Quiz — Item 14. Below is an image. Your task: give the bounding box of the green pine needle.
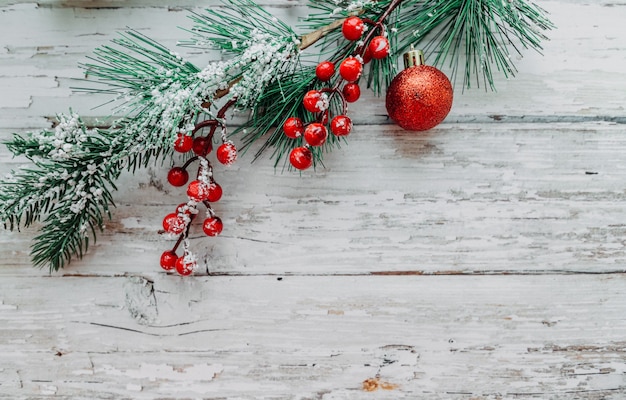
[393,0,554,90]
[1,0,554,270]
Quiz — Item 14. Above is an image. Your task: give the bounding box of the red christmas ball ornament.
[207,181,222,202]
[315,61,335,81]
[330,115,352,136]
[289,146,313,170]
[202,216,223,236]
[192,136,212,156]
[368,36,390,59]
[386,48,453,131]
[160,250,177,271]
[173,133,193,153]
[302,90,328,113]
[187,179,210,202]
[175,256,195,276]
[304,123,328,147]
[342,16,364,41]
[216,142,237,165]
[167,167,189,187]
[163,212,186,234]
[339,57,362,82]
[342,83,361,103]
[283,117,304,139]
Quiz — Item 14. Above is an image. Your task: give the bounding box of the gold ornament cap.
[403,46,425,69]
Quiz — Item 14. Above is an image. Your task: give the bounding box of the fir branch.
[393,0,554,90]
[1,0,554,271]
[303,0,552,90]
[0,114,119,270]
[181,0,297,53]
[2,5,306,270]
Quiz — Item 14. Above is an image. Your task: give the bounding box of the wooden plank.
[2,122,626,276]
[1,1,626,130]
[0,274,624,398]
[0,3,624,399]
[3,0,305,8]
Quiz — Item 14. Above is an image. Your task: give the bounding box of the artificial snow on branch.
[0,0,553,272]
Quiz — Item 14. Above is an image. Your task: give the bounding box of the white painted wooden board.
[1,1,626,399]
[3,122,626,276]
[1,274,625,398]
[0,1,626,129]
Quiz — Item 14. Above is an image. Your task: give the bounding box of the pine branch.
[1,0,554,270]
[1,2,305,270]
[392,0,554,90]
[0,114,119,270]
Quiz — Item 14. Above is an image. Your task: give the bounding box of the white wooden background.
[1,0,626,398]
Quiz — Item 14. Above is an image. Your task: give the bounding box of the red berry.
[339,57,362,82]
[175,256,195,276]
[216,142,237,165]
[207,182,222,202]
[330,115,353,136]
[167,167,189,187]
[160,250,177,271]
[202,216,223,237]
[192,136,212,156]
[304,123,328,147]
[283,117,304,139]
[289,146,313,170]
[315,61,335,81]
[163,212,186,234]
[187,179,210,202]
[342,83,361,103]
[174,133,193,153]
[302,90,328,113]
[342,16,364,41]
[368,36,390,59]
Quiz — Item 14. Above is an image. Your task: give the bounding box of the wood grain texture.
[3,122,626,276]
[1,1,625,399]
[1,1,626,128]
[0,274,625,398]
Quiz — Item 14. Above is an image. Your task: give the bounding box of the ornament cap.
[403,46,425,69]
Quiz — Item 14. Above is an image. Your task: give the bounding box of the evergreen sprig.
[1,0,553,270]
[304,0,553,90]
[1,114,118,270]
[394,0,554,89]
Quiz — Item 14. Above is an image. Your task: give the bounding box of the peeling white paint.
[99,363,223,382]
[1,1,626,400]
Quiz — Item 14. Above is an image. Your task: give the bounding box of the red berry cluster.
[284,16,390,170]
[159,115,237,276]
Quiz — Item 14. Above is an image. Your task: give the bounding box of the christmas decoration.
[0,0,553,273]
[342,83,361,103]
[386,48,454,131]
[315,61,336,82]
[289,147,314,171]
[330,115,353,137]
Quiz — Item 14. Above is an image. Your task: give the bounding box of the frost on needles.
[0,0,553,271]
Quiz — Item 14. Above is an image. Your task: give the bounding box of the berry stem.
[320,86,349,117]
[171,212,196,253]
[217,99,237,119]
[181,155,199,171]
[192,119,219,134]
[196,156,213,180]
[202,200,216,217]
[355,0,403,58]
